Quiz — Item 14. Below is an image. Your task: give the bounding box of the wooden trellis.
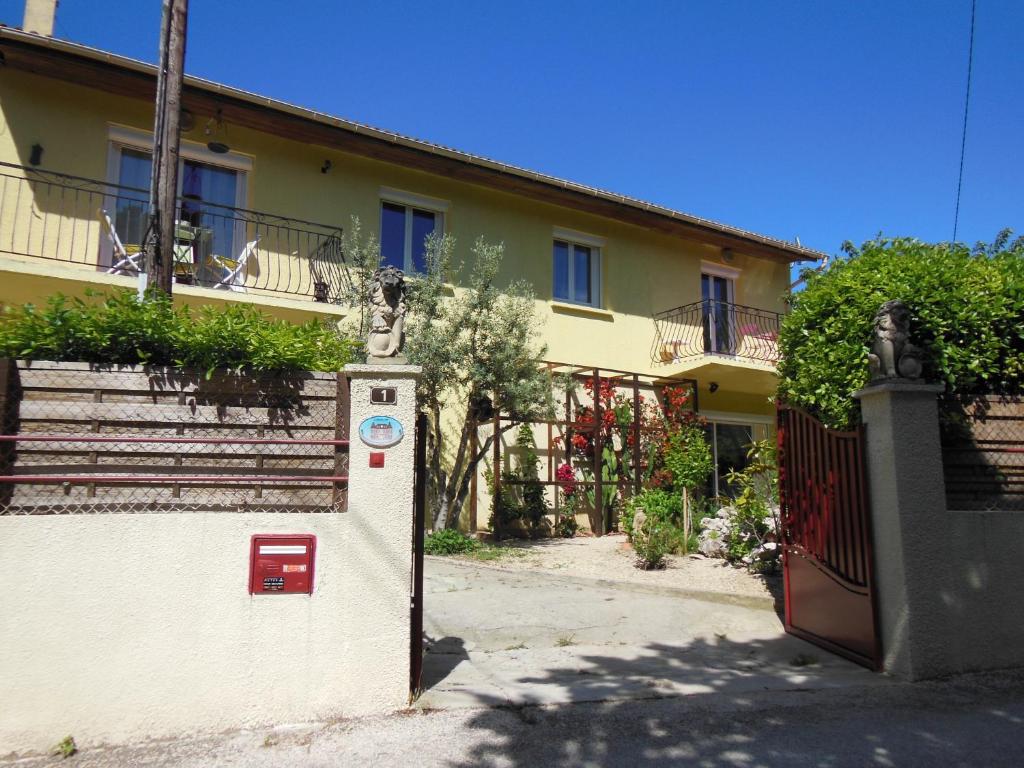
[482,361,698,536]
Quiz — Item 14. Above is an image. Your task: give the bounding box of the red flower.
[556,462,578,497]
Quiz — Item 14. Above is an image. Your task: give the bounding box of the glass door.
[702,273,736,354]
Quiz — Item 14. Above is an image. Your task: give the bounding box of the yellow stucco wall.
[0,68,789,385]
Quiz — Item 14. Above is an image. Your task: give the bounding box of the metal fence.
[653,299,781,365]
[0,360,350,515]
[940,394,1024,511]
[0,162,350,303]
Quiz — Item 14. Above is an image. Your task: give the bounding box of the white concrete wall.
[0,366,420,755]
[857,381,1024,680]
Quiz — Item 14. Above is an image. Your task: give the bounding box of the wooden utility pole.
[147,0,189,295]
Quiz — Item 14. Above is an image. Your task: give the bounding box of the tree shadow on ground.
[421,635,470,690]
[441,634,1024,768]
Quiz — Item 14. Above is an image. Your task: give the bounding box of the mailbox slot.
[249,534,316,595]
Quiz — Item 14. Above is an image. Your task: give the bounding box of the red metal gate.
[777,404,880,670]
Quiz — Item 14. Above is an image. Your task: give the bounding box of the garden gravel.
[453,533,780,607]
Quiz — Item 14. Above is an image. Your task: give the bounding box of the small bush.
[632,517,672,570]
[622,488,681,540]
[554,512,579,538]
[779,234,1024,429]
[423,529,481,556]
[0,289,355,374]
[490,425,551,539]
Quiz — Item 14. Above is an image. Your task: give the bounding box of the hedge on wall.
[777,232,1024,430]
[0,289,356,374]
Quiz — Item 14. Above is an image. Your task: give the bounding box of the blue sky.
[2,0,1021,263]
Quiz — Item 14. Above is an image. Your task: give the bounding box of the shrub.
[632,516,673,570]
[622,488,681,542]
[779,233,1024,429]
[554,512,579,538]
[722,440,780,572]
[423,529,481,556]
[490,425,551,539]
[0,289,355,374]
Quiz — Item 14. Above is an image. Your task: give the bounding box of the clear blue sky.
[3,0,1021,263]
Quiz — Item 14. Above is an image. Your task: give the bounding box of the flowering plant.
[555,462,578,497]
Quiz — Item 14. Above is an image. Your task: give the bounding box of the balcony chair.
[210,236,259,292]
[100,209,143,275]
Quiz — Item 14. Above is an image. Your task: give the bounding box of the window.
[107,127,248,264]
[701,271,736,355]
[553,230,602,307]
[702,419,770,497]
[378,189,447,274]
[380,202,442,273]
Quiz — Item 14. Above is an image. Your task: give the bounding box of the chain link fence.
[0,360,349,515]
[939,394,1024,511]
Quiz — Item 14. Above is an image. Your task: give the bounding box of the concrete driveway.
[419,556,885,709]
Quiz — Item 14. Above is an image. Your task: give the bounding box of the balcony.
[0,163,351,304]
[652,299,781,391]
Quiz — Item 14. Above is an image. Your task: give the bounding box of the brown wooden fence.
[940,395,1024,511]
[0,359,349,514]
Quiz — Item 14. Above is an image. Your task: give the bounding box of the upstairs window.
[553,229,603,307]
[379,190,446,273]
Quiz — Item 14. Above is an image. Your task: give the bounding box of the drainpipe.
[22,0,58,37]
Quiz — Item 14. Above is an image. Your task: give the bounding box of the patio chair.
[100,209,143,275]
[211,236,259,292]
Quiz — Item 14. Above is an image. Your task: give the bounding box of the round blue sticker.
[358,416,405,448]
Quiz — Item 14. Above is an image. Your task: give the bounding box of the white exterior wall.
[0,365,420,754]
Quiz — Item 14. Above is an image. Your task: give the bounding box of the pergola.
[475,361,698,536]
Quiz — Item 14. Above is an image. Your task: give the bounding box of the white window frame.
[552,226,604,308]
[702,417,769,498]
[103,125,251,267]
[701,266,738,355]
[379,187,448,274]
[106,124,251,209]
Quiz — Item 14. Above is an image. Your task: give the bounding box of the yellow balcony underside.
[656,353,778,396]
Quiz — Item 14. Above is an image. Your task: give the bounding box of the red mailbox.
[249,534,316,595]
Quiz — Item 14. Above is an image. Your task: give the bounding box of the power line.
[953,0,977,243]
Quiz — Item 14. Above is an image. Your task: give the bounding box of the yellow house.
[0,26,824,529]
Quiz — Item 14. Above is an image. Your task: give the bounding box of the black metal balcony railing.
[652,300,781,365]
[0,162,351,303]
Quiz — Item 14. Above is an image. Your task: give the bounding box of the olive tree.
[406,234,552,530]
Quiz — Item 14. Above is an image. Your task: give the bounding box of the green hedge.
[0,289,355,374]
[778,233,1024,429]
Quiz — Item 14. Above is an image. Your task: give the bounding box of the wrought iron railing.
[0,162,350,303]
[652,299,781,364]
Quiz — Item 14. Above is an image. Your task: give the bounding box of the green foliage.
[631,515,673,570]
[339,215,383,341]
[779,233,1024,429]
[407,234,553,530]
[0,289,355,374]
[554,512,579,538]
[491,424,551,539]
[663,421,714,492]
[423,529,481,556]
[723,440,780,572]
[623,488,694,567]
[622,488,681,542]
[51,736,77,759]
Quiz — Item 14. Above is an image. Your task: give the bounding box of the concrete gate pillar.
[854,380,952,679]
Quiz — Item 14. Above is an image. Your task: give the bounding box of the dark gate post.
[592,368,604,535]
[410,411,427,699]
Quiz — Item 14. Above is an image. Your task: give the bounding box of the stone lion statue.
[365,266,408,362]
[867,299,923,381]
